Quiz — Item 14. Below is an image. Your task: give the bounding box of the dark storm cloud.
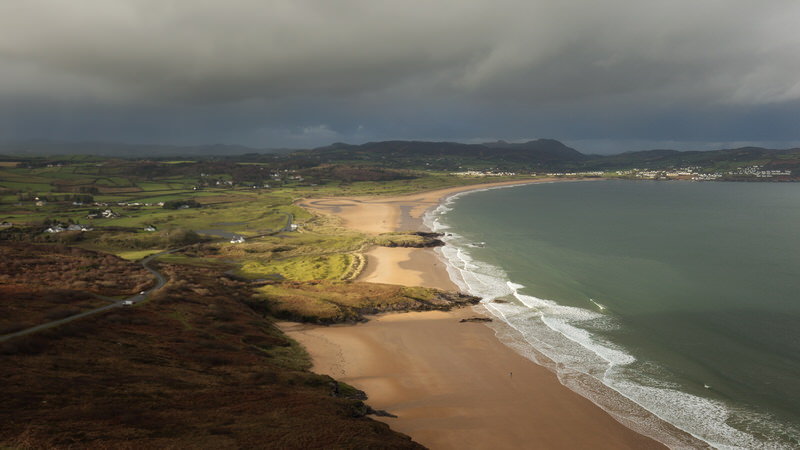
[2,1,800,151]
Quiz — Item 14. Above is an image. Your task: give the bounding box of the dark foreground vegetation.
[1,263,427,449]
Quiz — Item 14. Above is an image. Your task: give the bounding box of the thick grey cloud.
[2,0,800,152]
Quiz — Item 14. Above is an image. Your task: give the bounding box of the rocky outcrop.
[459,316,493,323]
[376,231,445,248]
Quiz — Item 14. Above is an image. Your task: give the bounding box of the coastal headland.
[284,179,670,449]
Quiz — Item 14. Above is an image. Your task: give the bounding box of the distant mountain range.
[307,139,587,164]
[1,139,798,172]
[304,140,799,172]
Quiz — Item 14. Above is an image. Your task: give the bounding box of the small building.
[144,225,157,232]
[230,235,245,244]
[0,221,12,228]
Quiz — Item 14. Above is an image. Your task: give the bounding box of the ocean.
[424,180,800,449]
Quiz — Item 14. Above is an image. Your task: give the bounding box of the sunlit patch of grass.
[116,249,164,261]
[238,254,355,281]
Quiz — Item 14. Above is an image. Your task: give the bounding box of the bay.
[426,180,800,449]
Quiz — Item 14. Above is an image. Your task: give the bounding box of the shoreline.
[286,178,672,449]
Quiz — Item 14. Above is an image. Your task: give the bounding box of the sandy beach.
[286,179,668,449]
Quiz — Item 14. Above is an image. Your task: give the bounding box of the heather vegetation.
[0,242,155,297]
[1,264,423,449]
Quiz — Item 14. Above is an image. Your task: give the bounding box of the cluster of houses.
[692,173,724,181]
[104,201,164,207]
[632,169,696,179]
[451,170,518,177]
[548,171,605,177]
[87,209,119,219]
[192,170,305,191]
[625,165,793,180]
[44,224,93,233]
[32,198,165,208]
[731,166,793,178]
[43,223,159,234]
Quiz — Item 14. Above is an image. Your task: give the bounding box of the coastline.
[286,178,670,449]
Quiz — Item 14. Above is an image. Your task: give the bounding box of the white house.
[230,235,245,244]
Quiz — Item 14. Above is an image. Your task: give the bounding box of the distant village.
[616,165,792,180]
[452,165,793,181]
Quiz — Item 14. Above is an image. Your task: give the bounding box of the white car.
[139,291,145,295]
[122,300,134,306]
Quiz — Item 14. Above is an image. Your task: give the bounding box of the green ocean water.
[427,180,800,448]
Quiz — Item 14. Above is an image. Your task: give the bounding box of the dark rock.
[367,406,398,418]
[459,317,493,323]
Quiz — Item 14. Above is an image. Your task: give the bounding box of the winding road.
[0,212,293,343]
[0,249,169,343]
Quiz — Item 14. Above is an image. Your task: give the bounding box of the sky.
[2,1,800,154]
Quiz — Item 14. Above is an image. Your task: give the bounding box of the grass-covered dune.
[250,281,480,323]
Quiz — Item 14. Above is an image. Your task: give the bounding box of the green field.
[0,158,482,294]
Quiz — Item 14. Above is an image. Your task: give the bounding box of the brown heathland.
[1,262,424,449]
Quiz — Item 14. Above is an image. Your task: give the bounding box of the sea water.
[424,180,800,449]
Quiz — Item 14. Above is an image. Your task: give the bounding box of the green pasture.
[237,253,356,281]
[93,177,134,187]
[97,199,294,236]
[0,181,54,192]
[135,181,174,191]
[123,191,203,203]
[115,249,165,261]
